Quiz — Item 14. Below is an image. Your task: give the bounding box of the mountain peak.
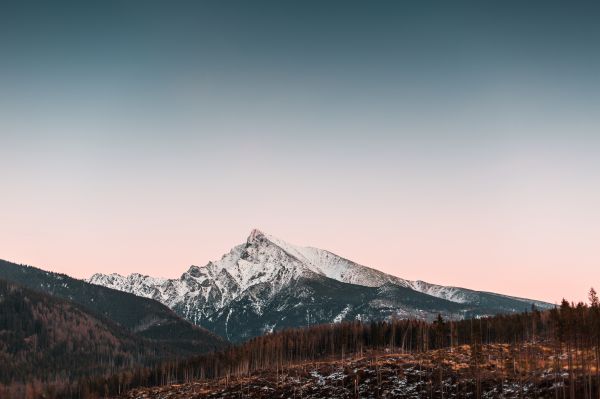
[247,228,266,243]
[84,230,553,342]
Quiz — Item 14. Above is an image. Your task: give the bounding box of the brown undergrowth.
[121,341,596,398]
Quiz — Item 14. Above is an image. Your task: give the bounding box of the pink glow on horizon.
[1,133,598,306]
[1,212,597,305]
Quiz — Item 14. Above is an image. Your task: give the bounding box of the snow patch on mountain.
[334,305,352,323]
[406,281,475,304]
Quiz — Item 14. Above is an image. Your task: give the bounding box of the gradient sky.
[1,1,599,304]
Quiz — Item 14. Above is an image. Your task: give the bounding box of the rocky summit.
[88,230,552,342]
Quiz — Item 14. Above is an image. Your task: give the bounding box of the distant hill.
[0,259,226,355]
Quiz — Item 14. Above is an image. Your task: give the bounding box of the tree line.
[3,288,600,398]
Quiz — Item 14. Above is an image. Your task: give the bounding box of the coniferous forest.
[2,276,600,398]
[107,291,600,399]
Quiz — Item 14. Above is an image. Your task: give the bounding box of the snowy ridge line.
[88,228,548,309]
[87,228,553,340]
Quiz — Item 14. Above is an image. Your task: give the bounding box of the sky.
[1,1,599,304]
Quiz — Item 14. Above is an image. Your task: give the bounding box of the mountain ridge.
[89,229,553,342]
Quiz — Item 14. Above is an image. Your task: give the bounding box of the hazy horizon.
[2,1,599,304]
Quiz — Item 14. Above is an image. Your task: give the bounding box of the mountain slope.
[0,278,183,396]
[0,259,226,354]
[207,276,469,341]
[89,229,553,342]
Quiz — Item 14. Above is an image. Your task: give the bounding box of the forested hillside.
[109,290,599,398]
[0,279,189,398]
[0,259,225,354]
[2,277,599,398]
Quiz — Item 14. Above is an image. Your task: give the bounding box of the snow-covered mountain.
[88,229,552,342]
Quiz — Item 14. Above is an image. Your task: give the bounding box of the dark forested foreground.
[117,291,597,398]
[3,288,600,398]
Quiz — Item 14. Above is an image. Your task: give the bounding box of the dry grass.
[120,341,600,398]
